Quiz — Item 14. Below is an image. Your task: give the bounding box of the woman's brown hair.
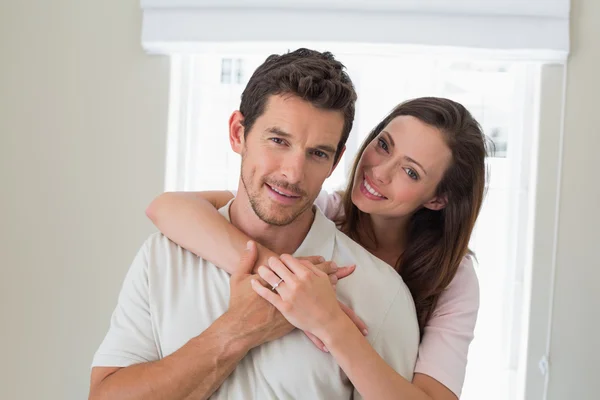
[339,97,490,335]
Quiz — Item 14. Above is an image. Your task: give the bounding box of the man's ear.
[327,145,346,178]
[229,111,245,154]
[423,193,448,211]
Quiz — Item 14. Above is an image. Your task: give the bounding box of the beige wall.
[0,1,169,399]
[547,0,600,399]
[0,0,598,399]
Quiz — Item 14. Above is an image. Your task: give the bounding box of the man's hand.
[297,256,356,287]
[225,241,295,349]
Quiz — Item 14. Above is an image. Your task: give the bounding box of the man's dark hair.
[239,48,357,164]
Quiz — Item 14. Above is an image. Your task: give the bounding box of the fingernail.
[246,241,252,250]
[318,256,325,263]
[323,347,329,353]
[362,329,369,336]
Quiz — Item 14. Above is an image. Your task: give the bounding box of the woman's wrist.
[318,308,356,347]
[254,244,278,272]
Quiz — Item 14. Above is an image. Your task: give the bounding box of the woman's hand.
[251,254,363,349]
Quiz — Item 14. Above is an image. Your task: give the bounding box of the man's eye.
[313,151,328,159]
[270,138,285,145]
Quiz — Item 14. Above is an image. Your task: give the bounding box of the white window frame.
[163,48,567,400]
[519,64,567,400]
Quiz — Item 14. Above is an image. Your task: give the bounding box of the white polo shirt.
[93,201,419,399]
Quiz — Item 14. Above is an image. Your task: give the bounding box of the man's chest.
[148,260,352,399]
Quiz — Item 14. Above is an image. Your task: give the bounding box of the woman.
[147,97,489,400]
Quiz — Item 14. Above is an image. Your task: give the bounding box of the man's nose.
[280,152,306,184]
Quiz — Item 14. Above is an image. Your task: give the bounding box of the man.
[89,48,419,400]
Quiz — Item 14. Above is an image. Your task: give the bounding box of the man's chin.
[255,210,297,226]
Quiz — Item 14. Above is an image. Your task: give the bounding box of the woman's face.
[351,115,453,219]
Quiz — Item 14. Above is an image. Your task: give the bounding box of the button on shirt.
[92,201,419,399]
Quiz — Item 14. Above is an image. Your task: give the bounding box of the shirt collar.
[219,200,336,261]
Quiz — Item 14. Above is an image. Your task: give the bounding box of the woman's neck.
[360,214,410,268]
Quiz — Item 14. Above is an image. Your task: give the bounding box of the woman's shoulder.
[314,190,345,220]
[433,255,480,317]
[414,255,480,397]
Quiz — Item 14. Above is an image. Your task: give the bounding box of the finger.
[329,274,339,286]
[338,301,368,336]
[312,261,337,275]
[257,265,286,290]
[268,256,297,282]
[304,331,328,353]
[334,265,356,280]
[251,279,285,308]
[251,272,270,288]
[232,241,258,282]
[280,254,315,277]
[297,256,325,265]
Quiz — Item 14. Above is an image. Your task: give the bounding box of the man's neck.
[228,189,315,256]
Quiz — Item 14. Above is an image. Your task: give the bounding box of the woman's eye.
[377,138,389,152]
[405,168,419,181]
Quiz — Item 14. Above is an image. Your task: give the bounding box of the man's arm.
[89,240,293,400]
[90,313,254,400]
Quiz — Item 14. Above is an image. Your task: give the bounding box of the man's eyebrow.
[266,126,337,155]
[266,127,292,138]
[314,144,337,155]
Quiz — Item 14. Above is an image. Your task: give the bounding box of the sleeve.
[313,191,344,220]
[91,240,160,368]
[353,286,420,400]
[414,256,480,397]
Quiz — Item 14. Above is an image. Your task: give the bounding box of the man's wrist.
[199,312,256,356]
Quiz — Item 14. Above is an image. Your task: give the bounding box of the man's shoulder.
[331,230,414,310]
[332,230,402,283]
[139,232,203,268]
[331,230,419,355]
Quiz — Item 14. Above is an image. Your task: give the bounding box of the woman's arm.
[146,191,273,274]
[252,255,457,400]
[321,313,456,400]
[146,191,356,283]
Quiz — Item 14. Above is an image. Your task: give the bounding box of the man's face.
[232,94,345,226]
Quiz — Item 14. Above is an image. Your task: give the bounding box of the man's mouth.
[266,183,301,198]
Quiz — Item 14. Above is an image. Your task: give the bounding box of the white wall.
[0,1,169,399]
[547,0,600,399]
[1,0,598,399]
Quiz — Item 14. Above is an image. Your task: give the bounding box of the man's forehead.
[258,95,345,139]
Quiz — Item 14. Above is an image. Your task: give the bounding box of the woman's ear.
[423,194,448,211]
[229,111,245,154]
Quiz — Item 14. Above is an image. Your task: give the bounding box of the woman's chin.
[351,190,375,214]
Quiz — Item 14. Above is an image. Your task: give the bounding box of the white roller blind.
[141,0,570,59]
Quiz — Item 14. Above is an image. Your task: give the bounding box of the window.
[166,44,542,400]
[220,58,244,85]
